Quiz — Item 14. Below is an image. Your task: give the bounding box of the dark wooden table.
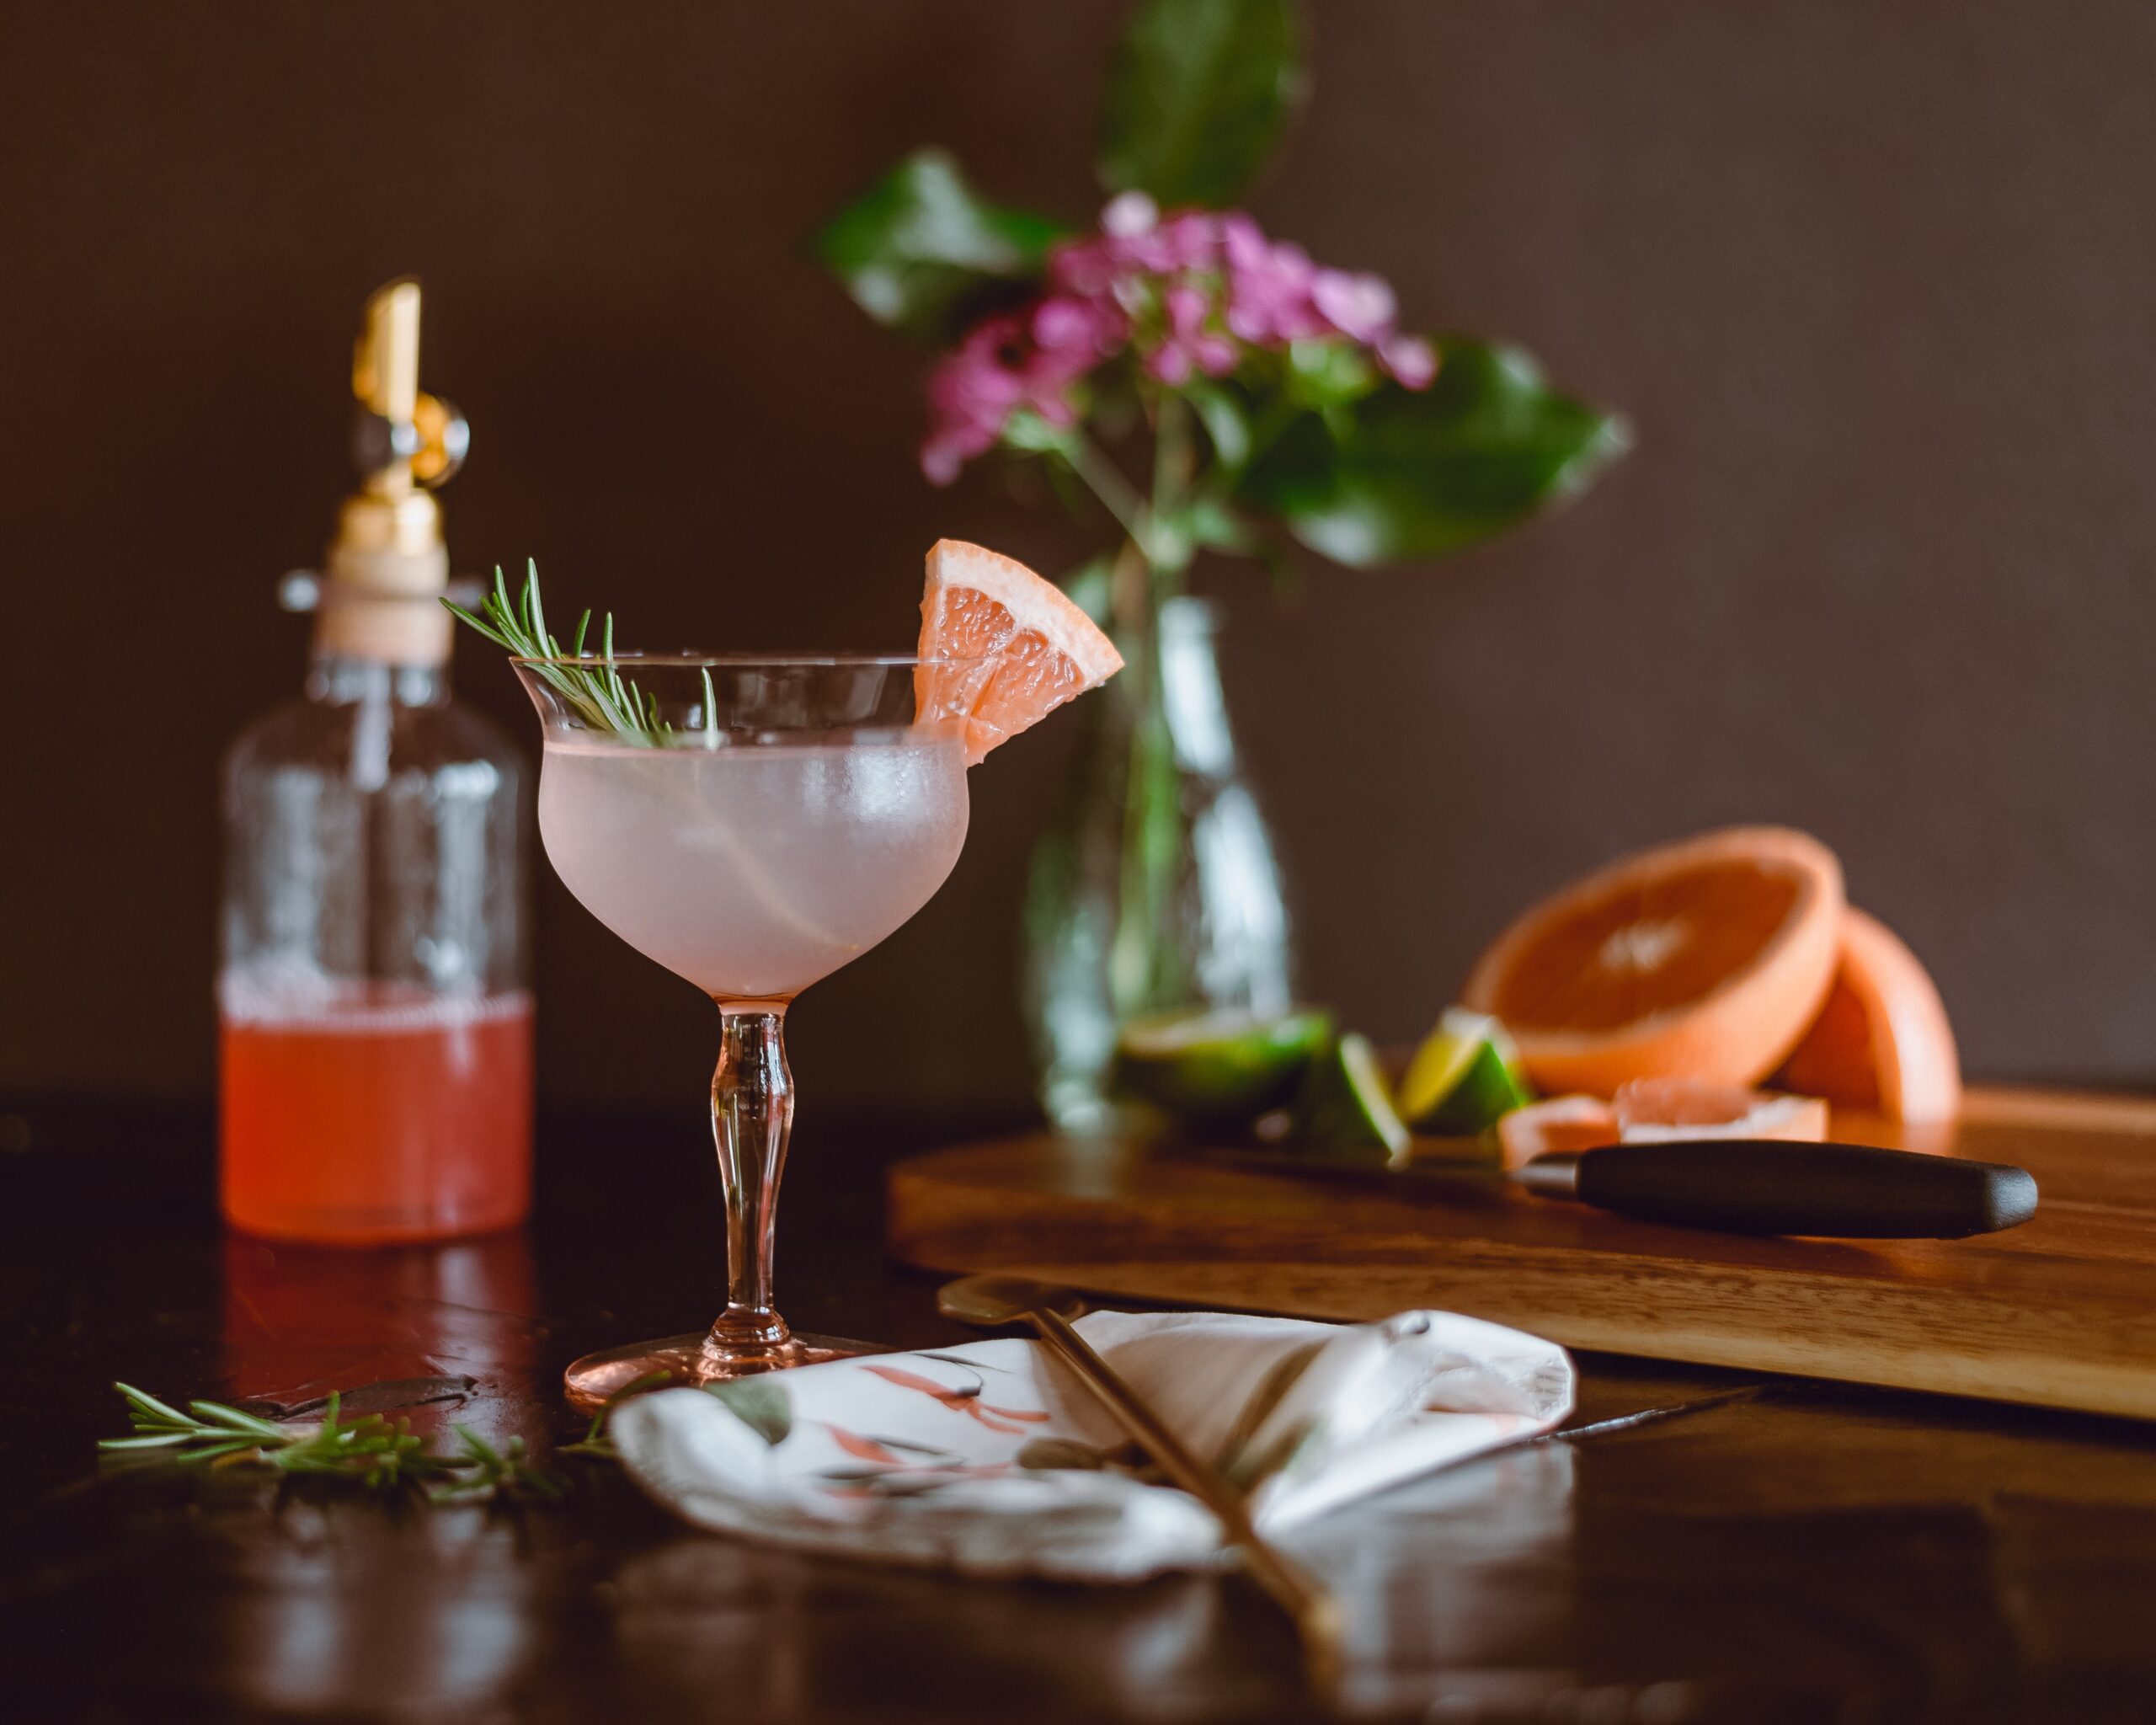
[6,1099,2156,1724]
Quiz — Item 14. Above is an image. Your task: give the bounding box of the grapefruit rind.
[924,540,1124,681]
[1777,907,1961,1124]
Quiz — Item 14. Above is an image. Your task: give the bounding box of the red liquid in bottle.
[221,982,533,1244]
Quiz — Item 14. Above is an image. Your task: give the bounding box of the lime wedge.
[1399,1007,1535,1134]
[1113,1007,1335,1123]
[1289,1031,1412,1165]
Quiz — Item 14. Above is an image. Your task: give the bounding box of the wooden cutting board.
[887,1087,2156,1420]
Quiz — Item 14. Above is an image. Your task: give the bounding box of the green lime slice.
[1289,1031,1412,1165]
[1399,1007,1535,1134]
[1113,1007,1335,1124]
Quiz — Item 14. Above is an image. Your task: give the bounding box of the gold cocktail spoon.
[935,1274,1342,1690]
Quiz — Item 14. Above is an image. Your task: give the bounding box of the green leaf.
[706,1377,792,1446]
[1180,496,1254,553]
[1182,380,1251,472]
[1060,553,1115,627]
[1241,335,1630,566]
[1098,0,1304,206]
[1283,339,1380,412]
[814,149,1065,343]
[1153,497,1252,558]
[1002,407,1083,458]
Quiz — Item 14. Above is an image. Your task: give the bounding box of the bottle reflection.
[604,1536,1229,1720]
[215,1231,549,1712]
[221,1229,545,1446]
[212,1499,539,1715]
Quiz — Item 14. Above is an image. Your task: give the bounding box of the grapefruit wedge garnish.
[1497,1078,1828,1172]
[1775,907,1961,1124]
[915,539,1123,764]
[1461,826,1844,1096]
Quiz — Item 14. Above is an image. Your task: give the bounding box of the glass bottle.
[1023,595,1293,1130]
[219,280,531,1242]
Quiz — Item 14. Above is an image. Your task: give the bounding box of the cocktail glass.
[511,654,976,1409]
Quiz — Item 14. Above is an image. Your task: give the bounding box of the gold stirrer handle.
[1023,1303,1344,1690]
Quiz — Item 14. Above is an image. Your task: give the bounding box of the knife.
[1513,1139,2040,1238]
[1189,1138,2041,1239]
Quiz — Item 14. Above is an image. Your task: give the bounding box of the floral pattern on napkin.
[610,1308,1573,1582]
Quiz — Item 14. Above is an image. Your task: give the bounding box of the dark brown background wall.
[4,1,2153,1113]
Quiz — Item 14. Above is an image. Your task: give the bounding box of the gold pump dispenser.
[314,279,469,666]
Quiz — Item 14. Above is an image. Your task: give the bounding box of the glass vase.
[1022,595,1294,1131]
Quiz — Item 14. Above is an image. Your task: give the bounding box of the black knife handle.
[1561,1140,2040,1238]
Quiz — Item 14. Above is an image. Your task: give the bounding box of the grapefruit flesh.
[915,540,1123,764]
[1497,1078,1829,1172]
[1495,1095,1624,1167]
[1776,907,1961,1124]
[1462,826,1845,1096]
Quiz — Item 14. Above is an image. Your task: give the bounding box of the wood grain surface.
[887,1087,2156,1420]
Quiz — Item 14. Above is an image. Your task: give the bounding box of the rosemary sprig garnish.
[442,561,669,745]
[99,1383,571,1504]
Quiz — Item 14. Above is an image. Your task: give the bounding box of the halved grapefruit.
[1775,908,1961,1124]
[915,540,1123,764]
[1461,827,1844,1096]
[1496,1078,1828,1171]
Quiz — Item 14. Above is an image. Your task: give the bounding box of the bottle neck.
[307,651,451,708]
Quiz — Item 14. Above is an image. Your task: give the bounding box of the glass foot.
[563,1329,888,1413]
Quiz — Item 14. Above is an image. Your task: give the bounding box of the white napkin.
[609,1308,1573,1582]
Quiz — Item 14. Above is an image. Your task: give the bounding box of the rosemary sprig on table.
[443,562,691,746]
[99,1383,568,1504]
[556,1369,678,1461]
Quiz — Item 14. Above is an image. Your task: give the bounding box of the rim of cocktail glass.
[509,651,992,669]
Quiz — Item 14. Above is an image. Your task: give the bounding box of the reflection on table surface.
[222,1230,546,1448]
[7,1104,2156,1722]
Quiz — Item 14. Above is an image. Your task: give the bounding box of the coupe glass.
[512,654,975,1409]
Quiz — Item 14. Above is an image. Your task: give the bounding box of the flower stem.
[1062,433,1148,546]
[1148,394,1196,598]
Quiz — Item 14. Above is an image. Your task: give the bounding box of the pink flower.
[1100,190,1158,239]
[1380,333,1438,389]
[1095,193,1222,274]
[1147,281,1238,384]
[921,314,1030,483]
[920,199,1435,480]
[1048,233,1121,298]
[1030,294,1126,379]
[1219,217,1326,344]
[1151,210,1225,272]
[1310,269,1398,344]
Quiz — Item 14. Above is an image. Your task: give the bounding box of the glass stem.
[707,1003,794,1357]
